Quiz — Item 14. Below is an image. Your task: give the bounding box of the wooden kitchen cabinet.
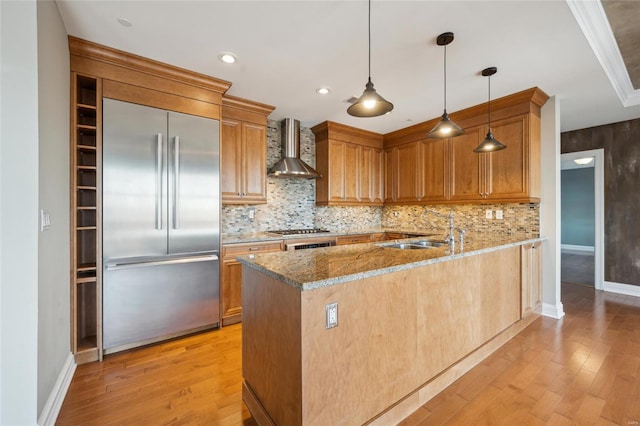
[312,121,384,206]
[221,241,283,326]
[221,95,275,204]
[449,125,485,202]
[336,234,373,245]
[521,241,542,317]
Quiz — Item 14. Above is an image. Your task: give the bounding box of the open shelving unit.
[70,73,102,363]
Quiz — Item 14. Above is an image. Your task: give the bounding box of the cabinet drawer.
[222,241,283,259]
[336,234,373,245]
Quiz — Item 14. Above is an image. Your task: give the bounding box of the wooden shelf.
[77,144,97,151]
[77,186,96,191]
[77,165,97,170]
[77,226,97,231]
[77,103,97,110]
[77,263,97,272]
[77,124,97,130]
[77,276,97,284]
[77,206,96,210]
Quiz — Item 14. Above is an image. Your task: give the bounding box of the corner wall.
[561,117,640,286]
[0,1,40,423]
[37,0,71,418]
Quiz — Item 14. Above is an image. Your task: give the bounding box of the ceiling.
[55,0,640,135]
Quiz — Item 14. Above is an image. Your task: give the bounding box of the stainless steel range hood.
[268,118,321,179]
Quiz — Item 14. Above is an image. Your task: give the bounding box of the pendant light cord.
[443,43,447,111]
[487,75,491,130]
[368,0,371,79]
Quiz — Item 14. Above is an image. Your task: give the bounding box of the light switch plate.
[485,209,493,219]
[40,209,51,231]
[496,210,504,220]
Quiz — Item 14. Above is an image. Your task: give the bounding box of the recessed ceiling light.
[316,87,330,95]
[574,157,594,165]
[218,53,237,64]
[117,17,132,27]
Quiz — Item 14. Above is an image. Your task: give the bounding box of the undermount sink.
[383,240,448,250]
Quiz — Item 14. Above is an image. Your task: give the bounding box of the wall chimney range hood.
[268,118,321,179]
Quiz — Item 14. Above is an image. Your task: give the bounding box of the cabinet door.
[486,115,528,199]
[221,119,243,201]
[419,138,449,202]
[221,259,243,325]
[328,140,346,202]
[396,142,421,203]
[343,143,360,203]
[384,148,397,203]
[242,122,267,202]
[521,242,542,317]
[450,125,485,202]
[359,146,373,203]
[367,147,384,204]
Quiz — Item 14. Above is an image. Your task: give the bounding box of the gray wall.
[0,1,40,423]
[561,167,595,247]
[562,118,640,286]
[37,0,71,416]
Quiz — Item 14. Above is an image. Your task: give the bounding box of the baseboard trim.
[604,281,640,297]
[38,352,76,426]
[541,302,565,319]
[561,244,594,254]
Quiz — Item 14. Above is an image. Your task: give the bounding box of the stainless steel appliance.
[268,229,335,251]
[102,98,220,353]
[268,118,321,179]
[268,228,330,235]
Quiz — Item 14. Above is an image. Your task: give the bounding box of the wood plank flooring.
[57,282,640,425]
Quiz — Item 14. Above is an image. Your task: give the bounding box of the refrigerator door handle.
[173,135,180,229]
[106,254,218,271]
[156,133,163,230]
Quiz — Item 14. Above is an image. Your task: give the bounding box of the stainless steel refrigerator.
[102,98,220,354]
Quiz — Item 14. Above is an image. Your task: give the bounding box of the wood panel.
[384,148,397,202]
[335,234,373,245]
[242,267,302,426]
[487,114,529,199]
[220,119,243,199]
[395,142,421,203]
[419,138,449,202]
[343,143,360,202]
[242,123,267,202]
[102,79,220,119]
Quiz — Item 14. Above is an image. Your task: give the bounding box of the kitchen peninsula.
[239,234,542,425]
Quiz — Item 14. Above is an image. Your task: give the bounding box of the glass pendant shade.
[474,66,506,153]
[347,0,393,118]
[429,32,463,139]
[347,77,394,117]
[473,130,506,152]
[428,111,464,138]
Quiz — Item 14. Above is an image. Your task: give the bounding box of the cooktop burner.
[268,228,330,235]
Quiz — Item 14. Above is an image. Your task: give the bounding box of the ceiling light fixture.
[117,17,132,27]
[574,157,594,165]
[474,67,507,153]
[316,87,330,95]
[347,0,393,118]
[428,32,463,139]
[218,52,237,64]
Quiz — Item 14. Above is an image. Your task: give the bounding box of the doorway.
[560,149,604,290]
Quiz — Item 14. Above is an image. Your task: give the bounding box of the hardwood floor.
[58,283,640,425]
[562,251,595,286]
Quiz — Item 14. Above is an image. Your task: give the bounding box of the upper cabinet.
[221,95,275,205]
[385,87,547,205]
[312,121,384,206]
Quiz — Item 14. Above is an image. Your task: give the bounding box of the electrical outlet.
[40,209,51,231]
[496,210,504,220]
[248,209,255,219]
[325,302,338,329]
[485,209,493,219]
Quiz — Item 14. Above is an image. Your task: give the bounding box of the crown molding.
[566,0,640,107]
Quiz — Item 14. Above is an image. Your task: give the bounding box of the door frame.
[560,149,604,290]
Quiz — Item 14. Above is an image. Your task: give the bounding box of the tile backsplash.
[222,120,540,238]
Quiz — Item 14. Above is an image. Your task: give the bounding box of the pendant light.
[474,67,506,153]
[428,32,463,139]
[347,0,393,117]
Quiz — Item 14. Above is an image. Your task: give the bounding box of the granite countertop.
[238,233,545,291]
[222,228,438,244]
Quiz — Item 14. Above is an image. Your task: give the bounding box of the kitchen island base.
[242,244,540,425]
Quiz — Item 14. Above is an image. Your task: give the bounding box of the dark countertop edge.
[222,228,443,245]
[238,236,547,291]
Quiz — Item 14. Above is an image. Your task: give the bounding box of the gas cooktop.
[268,228,330,235]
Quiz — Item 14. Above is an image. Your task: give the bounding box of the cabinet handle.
[155,133,163,230]
[249,247,260,251]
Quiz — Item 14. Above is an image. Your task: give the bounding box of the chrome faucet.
[422,209,465,251]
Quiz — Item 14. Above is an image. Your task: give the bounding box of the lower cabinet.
[521,241,542,317]
[336,234,373,245]
[221,241,283,326]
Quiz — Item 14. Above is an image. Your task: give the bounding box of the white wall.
[36,0,70,418]
[0,0,40,424]
[540,96,564,319]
